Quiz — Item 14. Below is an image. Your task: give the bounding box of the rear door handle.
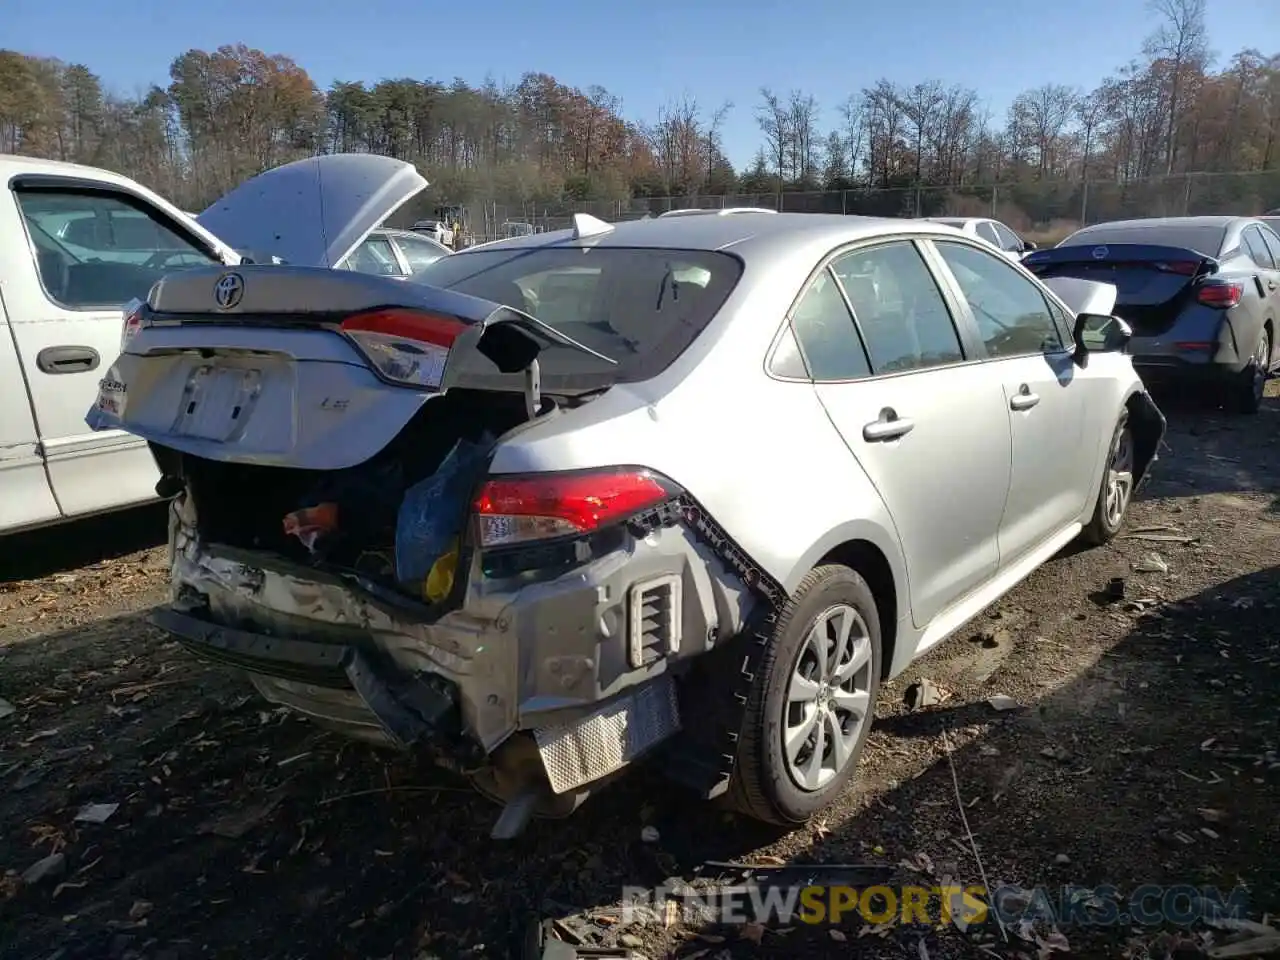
[36,345,100,374]
[1010,385,1040,411]
[862,409,915,442]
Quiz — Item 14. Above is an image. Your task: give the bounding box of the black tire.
[726,564,882,824]
[1229,326,1270,415]
[1081,411,1133,546]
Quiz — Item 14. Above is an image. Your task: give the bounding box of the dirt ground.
[3,386,1279,960]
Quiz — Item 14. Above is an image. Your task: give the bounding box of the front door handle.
[1010,385,1041,411]
[862,408,915,442]
[36,345,100,374]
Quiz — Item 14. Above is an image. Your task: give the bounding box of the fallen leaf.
[829,929,847,941]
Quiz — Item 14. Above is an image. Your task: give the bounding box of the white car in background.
[0,152,430,537]
[410,219,455,247]
[922,217,1037,262]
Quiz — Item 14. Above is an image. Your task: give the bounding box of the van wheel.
[1230,327,1270,414]
[1081,412,1133,546]
[727,565,881,824]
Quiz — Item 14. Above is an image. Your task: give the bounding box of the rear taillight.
[1196,281,1243,309]
[120,299,147,351]
[340,308,468,389]
[1156,261,1200,275]
[472,468,679,549]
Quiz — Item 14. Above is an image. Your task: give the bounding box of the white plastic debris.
[74,802,119,824]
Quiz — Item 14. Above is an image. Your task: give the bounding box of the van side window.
[15,187,219,309]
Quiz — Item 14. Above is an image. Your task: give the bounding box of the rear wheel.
[1229,326,1270,415]
[1081,412,1134,546]
[727,565,881,824]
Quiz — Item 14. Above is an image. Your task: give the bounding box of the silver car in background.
[86,175,1165,838]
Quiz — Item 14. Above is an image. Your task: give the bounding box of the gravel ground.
[2,388,1279,960]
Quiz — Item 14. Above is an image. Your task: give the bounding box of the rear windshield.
[412,246,742,383]
[1061,223,1227,257]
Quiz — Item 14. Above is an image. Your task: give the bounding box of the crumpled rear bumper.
[159,491,756,802]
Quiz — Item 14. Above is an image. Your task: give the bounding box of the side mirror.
[1021,238,1038,252]
[1072,313,1132,366]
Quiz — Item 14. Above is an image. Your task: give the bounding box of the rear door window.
[344,235,404,276]
[1259,225,1280,268]
[975,222,1001,247]
[16,187,219,308]
[831,241,965,374]
[786,269,870,381]
[992,222,1023,252]
[393,233,450,274]
[1242,225,1277,269]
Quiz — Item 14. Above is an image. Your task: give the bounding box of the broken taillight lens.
[120,298,147,351]
[1195,281,1243,309]
[472,468,679,548]
[339,308,468,389]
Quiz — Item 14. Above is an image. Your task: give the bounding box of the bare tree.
[899,80,944,184]
[755,87,790,193]
[787,90,820,183]
[704,99,732,185]
[1144,0,1209,173]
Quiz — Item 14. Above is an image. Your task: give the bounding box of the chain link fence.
[460,170,1280,246]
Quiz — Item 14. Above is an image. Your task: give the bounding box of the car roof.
[1074,215,1243,231]
[447,212,968,260]
[0,153,145,190]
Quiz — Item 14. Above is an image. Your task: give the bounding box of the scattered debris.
[73,802,119,824]
[128,900,154,921]
[640,826,660,844]
[987,694,1020,712]
[21,852,66,886]
[1134,553,1169,574]
[904,678,947,711]
[197,795,284,839]
[0,696,15,721]
[1106,577,1127,601]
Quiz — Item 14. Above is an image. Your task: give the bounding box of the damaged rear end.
[87,264,758,836]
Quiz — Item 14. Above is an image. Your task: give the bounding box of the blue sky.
[7,0,1279,168]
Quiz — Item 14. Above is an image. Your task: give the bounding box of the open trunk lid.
[84,265,614,471]
[1023,243,1220,334]
[196,154,427,268]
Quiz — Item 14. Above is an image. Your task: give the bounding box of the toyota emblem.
[213,272,245,310]
[1091,245,1109,260]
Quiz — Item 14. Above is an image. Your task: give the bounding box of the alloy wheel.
[782,604,874,792]
[1104,424,1135,529]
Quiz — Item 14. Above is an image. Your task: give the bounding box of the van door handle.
[36,345,100,374]
[1010,385,1040,411]
[862,408,914,442]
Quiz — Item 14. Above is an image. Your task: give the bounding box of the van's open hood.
[197,154,427,269]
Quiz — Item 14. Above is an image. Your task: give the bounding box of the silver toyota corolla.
[87,161,1165,838]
